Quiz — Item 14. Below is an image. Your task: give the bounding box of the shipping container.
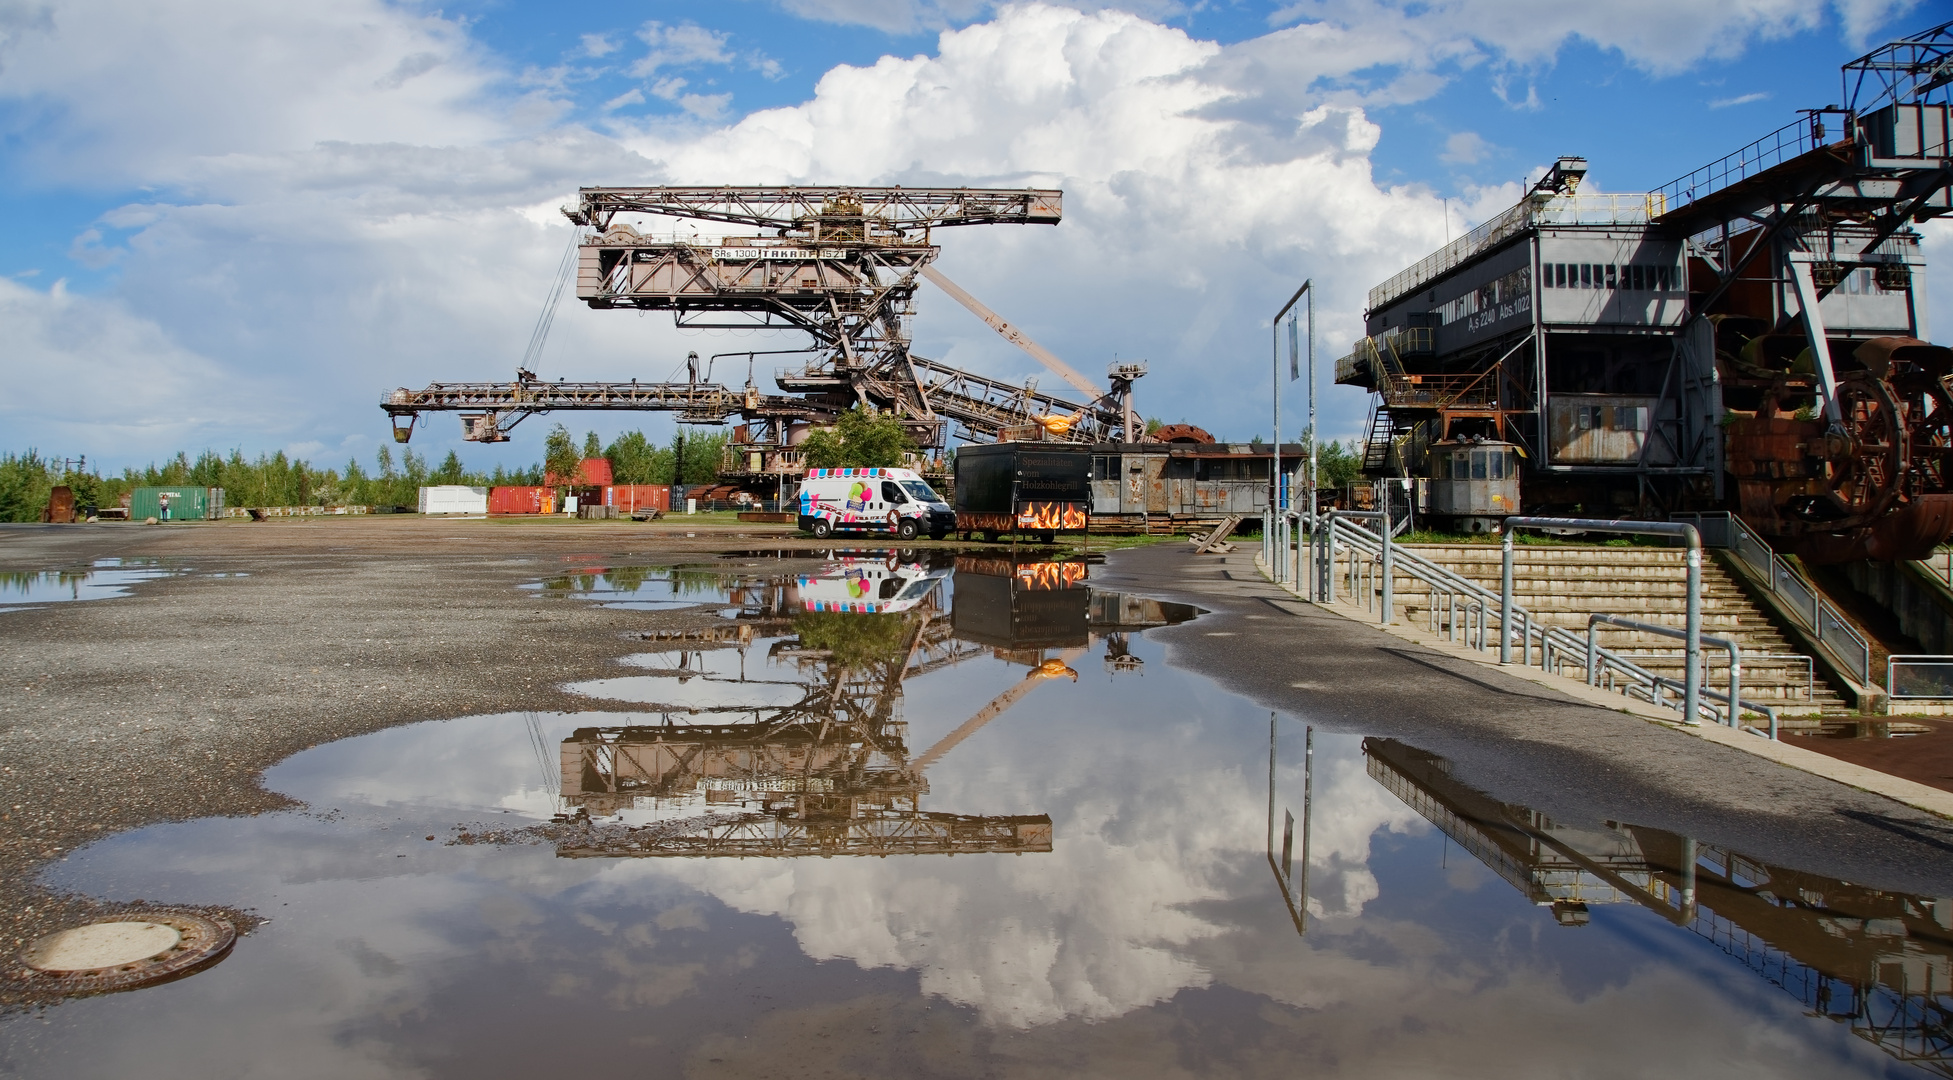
[418,485,489,514]
[130,486,224,522]
[604,484,671,513]
[545,458,613,488]
[488,486,555,515]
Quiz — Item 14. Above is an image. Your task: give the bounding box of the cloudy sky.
[1,0,1945,473]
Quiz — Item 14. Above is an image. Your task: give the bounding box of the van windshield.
[900,481,942,503]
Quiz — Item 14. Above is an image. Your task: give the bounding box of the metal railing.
[1888,655,1953,700]
[1919,547,1953,587]
[1587,614,1777,736]
[1367,194,1663,311]
[1269,516,1773,732]
[1673,512,1871,685]
[1651,112,1844,220]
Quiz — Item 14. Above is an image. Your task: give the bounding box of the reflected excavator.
[1359,737,1953,1075]
[553,555,1188,859]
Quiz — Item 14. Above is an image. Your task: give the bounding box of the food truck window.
[881,481,904,504]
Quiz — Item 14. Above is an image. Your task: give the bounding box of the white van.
[795,467,955,540]
[796,554,952,613]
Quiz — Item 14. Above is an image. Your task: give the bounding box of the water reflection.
[525,564,736,609]
[1356,737,1953,1074]
[553,553,1195,860]
[0,560,175,611]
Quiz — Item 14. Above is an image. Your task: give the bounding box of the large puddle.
[0,560,181,612]
[5,552,1950,1077]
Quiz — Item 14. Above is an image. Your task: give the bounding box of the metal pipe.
[1379,484,1394,624]
[1585,613,1771,731]
[1500,528,1515,664]
[1324,511,1384,605]
[1507,516,1703,726]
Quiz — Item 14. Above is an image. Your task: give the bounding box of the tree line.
[0,425,730,522]
[0,411,1363,523]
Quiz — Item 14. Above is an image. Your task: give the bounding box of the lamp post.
[1272,280,1314,590]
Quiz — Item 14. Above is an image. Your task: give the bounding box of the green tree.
[582,430,602,459]
[0,451,56,523]
[799,406,913,469]
[1300,435,1363,491]
[433,451,465,485]
[792,611,915,667]
[669,427,728,485]
[605,430,674,484]
[544,424,581,490]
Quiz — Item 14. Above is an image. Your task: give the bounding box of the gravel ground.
[0,516,855,1007]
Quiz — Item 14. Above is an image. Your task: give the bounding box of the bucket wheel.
[1810,372,1905,529]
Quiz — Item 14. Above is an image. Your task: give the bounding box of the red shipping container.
[604,485,671,513]
[545,458,613,488]
[488,486,553,515]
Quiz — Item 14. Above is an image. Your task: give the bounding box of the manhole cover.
[18,912,235,994]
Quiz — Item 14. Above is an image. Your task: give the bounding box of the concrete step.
[1339,543,1850,713]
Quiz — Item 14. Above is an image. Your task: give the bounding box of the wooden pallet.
[1190,515,1243,554]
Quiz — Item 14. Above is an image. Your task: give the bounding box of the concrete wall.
[1841,560,1953,655]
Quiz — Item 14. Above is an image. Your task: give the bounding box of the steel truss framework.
[572,185,1078,456]
[1342,20,1953,556]
[382,185,1118,472]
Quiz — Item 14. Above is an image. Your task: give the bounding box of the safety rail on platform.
[1650,111,1847,224]
[1261,514,1779,733]
[1920,548,1953,587]
[1672,512,1872,686]
[1888,655,1953,701]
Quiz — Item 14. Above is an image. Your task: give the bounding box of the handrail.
[1312,517,1721,724]
[1505,517,1704,726]
[1650,112,1846,223]
[1588,614,1778,736]
[1675,511,1871,685]
[1287,516,1759,730]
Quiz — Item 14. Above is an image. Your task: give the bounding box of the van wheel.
[811,518,833,539]
[930,529,947,541]
[898,519,919,541]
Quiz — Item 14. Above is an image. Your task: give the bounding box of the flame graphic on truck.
[1014,502,1087,531]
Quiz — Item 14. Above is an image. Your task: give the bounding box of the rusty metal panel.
[1142,458,1167,513]
[1547,394,1664,463]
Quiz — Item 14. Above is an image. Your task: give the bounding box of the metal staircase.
[1362,406,1407,474]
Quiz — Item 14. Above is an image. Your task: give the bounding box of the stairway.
[1396,544,1847,715]
[1362,407,1403,473]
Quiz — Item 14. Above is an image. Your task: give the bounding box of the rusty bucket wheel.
[1889,361,1953,496]
[1817,372,1907,530]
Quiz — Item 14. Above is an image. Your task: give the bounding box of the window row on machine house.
[1541,262,1681,292]
[1436,266,1532,326]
